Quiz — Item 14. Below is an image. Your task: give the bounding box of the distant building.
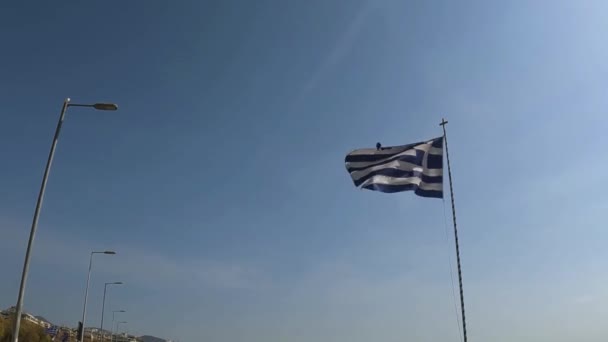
[114,333,139,342]
[24,313,51,328]
[0,307,50,328]
[0,306,16,316]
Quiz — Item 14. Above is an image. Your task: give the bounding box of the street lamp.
[116,322,127,342]
[79,251,116,342]
[101,282,123,341]
[110,310,125,342]
[68,103,119,111]
[11,98,118,342]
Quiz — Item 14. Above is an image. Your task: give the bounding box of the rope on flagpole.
[442,198,464,342]
[440,118,468,342]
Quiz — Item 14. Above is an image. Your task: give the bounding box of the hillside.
[0,315,52,342]
[139,335,167,342]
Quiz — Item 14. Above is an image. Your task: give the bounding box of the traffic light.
[77,321,83,341]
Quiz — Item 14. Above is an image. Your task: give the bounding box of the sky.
[1,0,608,341]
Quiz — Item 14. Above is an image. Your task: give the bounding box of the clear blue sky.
[1,1,608,341]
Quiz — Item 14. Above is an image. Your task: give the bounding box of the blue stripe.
[427,154,443,169]
[344,138,443,163]
[346,150,406,163]
[431,137,443,148]
[353,169,442,187]
[362,183,443,198]
[363,184,443,198]
[345,137,443,163]
[346,150,425,172]
[344,141,424,163]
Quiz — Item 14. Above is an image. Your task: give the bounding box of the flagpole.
[440,118,468,342]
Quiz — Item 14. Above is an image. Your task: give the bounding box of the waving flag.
[45,325,58,337]
[345,137,443,198]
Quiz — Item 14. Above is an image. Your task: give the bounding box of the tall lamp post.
[110,310,125,342]
[11,98,118,342]
[101,282,123,341]
[115,322,127,342]
[79,251,116,342]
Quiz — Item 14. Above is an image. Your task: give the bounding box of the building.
[24,313,51,328]
[1,307,50,328]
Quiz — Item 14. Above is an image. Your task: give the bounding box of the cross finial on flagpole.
[440,118,448,127]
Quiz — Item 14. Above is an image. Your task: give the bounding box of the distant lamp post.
[110,310,125,342]
[101,282,123,341]
[79,251,116,342]
[115,322,127,342]
[11,98,119,342]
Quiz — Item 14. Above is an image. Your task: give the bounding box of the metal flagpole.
[440,118,468,342]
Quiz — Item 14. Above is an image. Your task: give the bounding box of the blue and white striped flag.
[45,325,58,336]
[345,136,444,198]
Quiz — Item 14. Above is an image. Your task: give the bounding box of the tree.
[0,317,52,342]
[23,328,41,342]
[0,318,6,339]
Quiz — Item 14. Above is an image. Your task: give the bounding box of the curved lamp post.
[11,98,118,342]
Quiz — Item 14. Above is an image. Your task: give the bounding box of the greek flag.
[345,136,444,198]
[45,325,58,336]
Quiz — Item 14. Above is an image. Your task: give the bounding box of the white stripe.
[411,140,442,155]
[359,175,443,191]
[414,145,443,155]
[350,159,442,182]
